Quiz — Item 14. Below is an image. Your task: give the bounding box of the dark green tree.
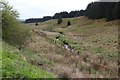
[94,2,107,19]
[35,22,38,26]
[85,2,120,21]
[85,2,95,19]
[67,20,71,26]
[105,2,116,21]
[57,17,63,24]
[112,2,120,20]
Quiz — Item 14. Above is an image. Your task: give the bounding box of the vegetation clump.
[1,1,31,50]
[2,50,55,78]
[57,18,63,24]
[35,22,38,26]
[67,20,71,26]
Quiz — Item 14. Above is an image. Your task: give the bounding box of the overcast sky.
[8,0,99,19]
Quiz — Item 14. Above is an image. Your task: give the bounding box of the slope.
[25,16,119,78]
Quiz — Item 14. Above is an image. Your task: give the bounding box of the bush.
[67,20,71,26]
[1,1,31,50]
[35,22,38,26]
[57,18,63,24]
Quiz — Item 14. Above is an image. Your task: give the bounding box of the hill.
[2,0,119,78]
[2,41,55,78]
[24,16,119,78]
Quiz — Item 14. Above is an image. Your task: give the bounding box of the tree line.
[25,2,120,23]
[25,10,85,23]
[85,2,120,21]
[25,16,53,23]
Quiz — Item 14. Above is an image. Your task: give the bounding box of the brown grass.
[25,16,118,78]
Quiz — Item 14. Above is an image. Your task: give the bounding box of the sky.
[8,0,99,19]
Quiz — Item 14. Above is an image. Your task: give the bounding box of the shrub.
[35,22,38,26]
[57,18,63,24]
[67,20,71,26]
[1,1,31,50]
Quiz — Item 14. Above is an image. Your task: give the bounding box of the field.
[24,16,119,78]
[2,41,55,78]
[2,16,119,78]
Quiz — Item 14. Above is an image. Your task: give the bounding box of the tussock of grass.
[2,41,55,78]
[2,50,55,78]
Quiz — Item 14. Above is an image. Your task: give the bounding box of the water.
[64,44,70,51]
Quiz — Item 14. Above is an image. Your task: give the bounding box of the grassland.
[2,16,119,78]
[2,41,55,78]
[25,16,119,78]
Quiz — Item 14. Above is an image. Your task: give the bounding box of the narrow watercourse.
[32,29,75,53]
[31,29,117,78]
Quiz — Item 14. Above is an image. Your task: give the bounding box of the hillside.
[2,0,119,78]
[1,1,56,78]
[2,41,55,78]
[23,16,119,78]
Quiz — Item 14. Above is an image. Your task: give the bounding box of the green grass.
[2,50,55,78]
[2,41,55,78]
[32,17,118,57]
[20,49,54,65]
[23,16,119,77]
[53,34,86,54]
[0,41,2,79]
